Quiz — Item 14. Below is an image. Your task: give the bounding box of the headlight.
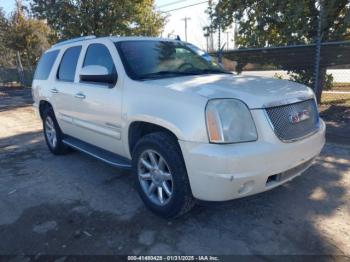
[205,99,258,143]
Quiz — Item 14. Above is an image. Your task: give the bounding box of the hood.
[145,74,315,109]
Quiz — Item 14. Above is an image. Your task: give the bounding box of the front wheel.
[132,132,195,218]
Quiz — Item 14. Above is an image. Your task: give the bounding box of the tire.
[42,107,70,155]
[132,132,195,218]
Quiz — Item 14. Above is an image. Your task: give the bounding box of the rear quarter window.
[33,50,60,80]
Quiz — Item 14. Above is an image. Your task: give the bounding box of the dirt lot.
[0,87,350,256]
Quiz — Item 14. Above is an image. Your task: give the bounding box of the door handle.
[75,92,86,99]
[50,88,59,94]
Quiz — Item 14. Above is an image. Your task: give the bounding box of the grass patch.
[321,93,350,106]
[332,82,350,91]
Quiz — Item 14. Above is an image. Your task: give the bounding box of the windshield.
[115,40,228,80]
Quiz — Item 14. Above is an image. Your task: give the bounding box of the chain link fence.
[0,67,33,87]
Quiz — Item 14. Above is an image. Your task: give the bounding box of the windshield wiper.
[138,69,231,80]
[186,69,231,75]
[138,71,198,80]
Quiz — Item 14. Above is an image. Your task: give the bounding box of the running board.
[62,136,132,169]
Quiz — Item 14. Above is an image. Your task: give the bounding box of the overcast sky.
[0,0,233,50]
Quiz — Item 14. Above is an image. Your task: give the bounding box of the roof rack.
[51,35,96,48]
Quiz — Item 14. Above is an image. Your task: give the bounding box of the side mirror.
[80,65,117,85]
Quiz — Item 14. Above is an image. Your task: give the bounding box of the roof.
[49,35,180,50]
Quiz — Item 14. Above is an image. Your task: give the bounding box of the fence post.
[313,0,323,103]
[217,7,222,63]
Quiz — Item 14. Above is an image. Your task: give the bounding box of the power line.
[160,1,209,13]
[157,0,188,9]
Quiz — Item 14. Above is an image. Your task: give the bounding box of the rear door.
[70,41,124,155]
[52,45,83,136]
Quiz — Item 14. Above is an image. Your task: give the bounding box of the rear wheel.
[43,107,70,155]
[132,132,195,218]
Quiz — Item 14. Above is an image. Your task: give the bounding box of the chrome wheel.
[45,116,57,148]
[138,150,173,206]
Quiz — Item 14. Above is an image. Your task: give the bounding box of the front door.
[70,42,124,156]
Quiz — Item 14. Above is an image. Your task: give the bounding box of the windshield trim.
[115,40,228,81]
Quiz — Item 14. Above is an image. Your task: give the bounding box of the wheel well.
[39,100,53,119]
[128,121,178,155]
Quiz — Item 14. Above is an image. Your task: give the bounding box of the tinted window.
[83,44,115,74]
[34,50,59,80]
[57,46,82,81]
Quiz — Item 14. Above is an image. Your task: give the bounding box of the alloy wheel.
[137,150,173,206]
[45,116,57,148]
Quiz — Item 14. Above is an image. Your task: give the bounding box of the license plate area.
[266,157,315,187]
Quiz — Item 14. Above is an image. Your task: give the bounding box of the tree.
[6,0,53,84]
[30,0,165,39]
[210,0,350,102]
[0,7,16,68]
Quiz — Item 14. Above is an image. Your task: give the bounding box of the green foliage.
[0,7,16,67]
[288,70,334,90]
[30,0,165,39]
[7,9,53,67]
[0,3,53,86]
[213,0,350,47]
[273,73,283,80]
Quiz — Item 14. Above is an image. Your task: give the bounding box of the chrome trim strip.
[62,139,131,168]
[58,113,73,124]
[73,119,121,140]
[263,109,275,131]
[105,122,122,129]
[263,95,314,108]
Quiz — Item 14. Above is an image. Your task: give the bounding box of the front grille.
[265,99,319,142]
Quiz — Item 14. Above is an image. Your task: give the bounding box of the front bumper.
[179,110,326,201]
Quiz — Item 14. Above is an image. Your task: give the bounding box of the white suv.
[32,36,325,218]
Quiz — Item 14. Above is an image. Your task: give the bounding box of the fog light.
[238,180,254,195]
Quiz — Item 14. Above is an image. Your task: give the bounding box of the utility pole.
[203,26,210,52]
[182,17,191,42]
[218,16,221,53]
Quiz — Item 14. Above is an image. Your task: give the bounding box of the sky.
[0,0,234,50]
[156,0,213,49]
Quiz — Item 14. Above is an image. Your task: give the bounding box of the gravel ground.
[0,87,349,256]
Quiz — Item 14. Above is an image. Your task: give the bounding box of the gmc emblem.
[289,109,310,124]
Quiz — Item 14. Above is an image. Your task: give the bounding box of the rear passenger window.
[57,46,82,82]
[34,50,59,80]
[83,44,115,74]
